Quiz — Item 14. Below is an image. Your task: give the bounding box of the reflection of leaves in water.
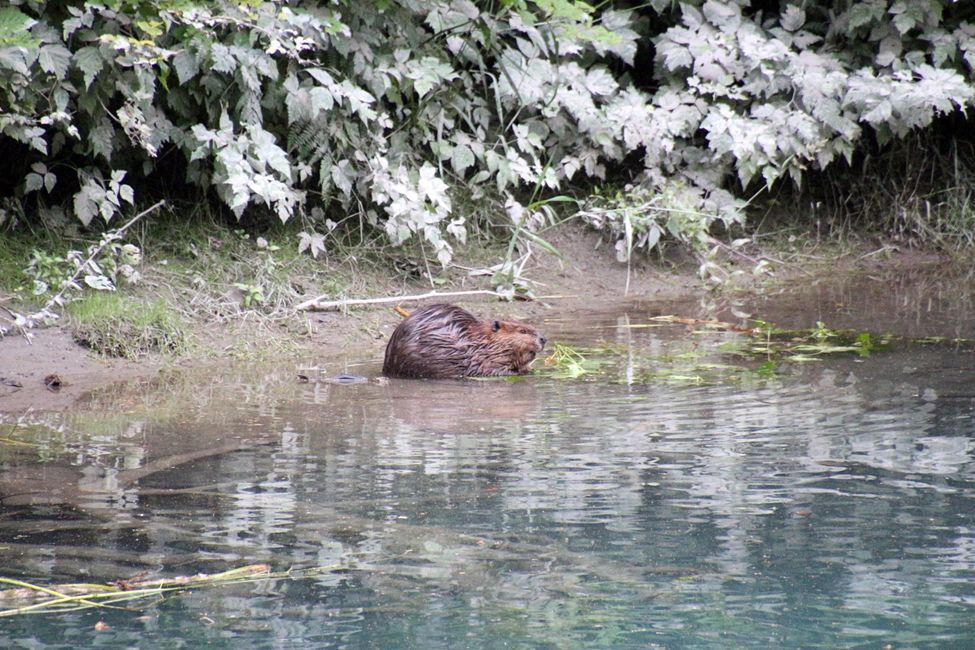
[306,509,710,647]
[0,425,43,449]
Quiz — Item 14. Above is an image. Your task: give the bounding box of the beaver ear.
[492,320,501,332]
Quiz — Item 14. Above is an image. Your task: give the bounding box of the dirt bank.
[0,227,965,413]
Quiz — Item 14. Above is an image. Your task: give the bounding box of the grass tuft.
[66,293,189,359]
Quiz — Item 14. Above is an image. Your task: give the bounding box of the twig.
[41,200,166,314]
[856,245,897,261]
[0,578,111,613]
[0,303,34,343]
[0,304,18,319]
[296,289,511,312]
[704,235,814,278]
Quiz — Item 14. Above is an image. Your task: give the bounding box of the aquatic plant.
[542,343,598,379]
[533,316,966,387]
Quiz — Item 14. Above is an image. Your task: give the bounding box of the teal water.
[1,303,974,648]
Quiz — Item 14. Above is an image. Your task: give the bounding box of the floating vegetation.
[540,342,610,379]
[0,564,344,617]
[537,343,762,386]
[737,320,892,362]
[534,316,971,386]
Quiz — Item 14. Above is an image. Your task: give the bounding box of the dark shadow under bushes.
[759,115,975,248]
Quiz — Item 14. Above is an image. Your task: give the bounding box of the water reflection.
[1,302,974,648]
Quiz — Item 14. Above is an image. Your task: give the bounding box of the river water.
[1,273,974,648]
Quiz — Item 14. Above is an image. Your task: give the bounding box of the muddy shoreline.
[1,232,970,414]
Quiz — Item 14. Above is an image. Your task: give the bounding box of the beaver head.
[474,318,547,376]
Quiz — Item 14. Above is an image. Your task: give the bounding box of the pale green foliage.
[0,0,655,269]
[3,0,975,278]
[190,115,300,222]
[24,249,69,297]
[0,7,38,49]
[370,161,461,266]
[577,183,737,284]
[653,0,974,192]
[298,231,327,259]
[26,237,141,298]
[23,162,56,194]
[6,211,148,336]
[580,185,709,262]
[72,170,135,226]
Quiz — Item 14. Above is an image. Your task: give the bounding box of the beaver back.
[382,304,546,379]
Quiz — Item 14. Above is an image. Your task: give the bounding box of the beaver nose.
[539,335,547,350]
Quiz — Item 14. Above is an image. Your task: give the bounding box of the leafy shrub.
[2,0,974,279]
[651,0,973,192]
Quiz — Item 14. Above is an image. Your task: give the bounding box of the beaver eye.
[492,320,501,332]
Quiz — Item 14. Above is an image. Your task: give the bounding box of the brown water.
[1,272,975,648]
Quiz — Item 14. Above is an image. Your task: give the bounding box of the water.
[2,290,975,648]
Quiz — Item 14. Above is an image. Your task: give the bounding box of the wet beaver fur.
[382,303,547,379]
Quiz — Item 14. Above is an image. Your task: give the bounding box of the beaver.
[382,303,547,379]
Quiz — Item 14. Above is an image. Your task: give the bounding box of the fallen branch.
[704,235,812,278]
[296,289,509,312]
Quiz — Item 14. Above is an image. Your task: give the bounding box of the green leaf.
[846,1,884,31]
[309,87,334,114]
[73,185,99,227]
[90,122,115,162]
[406,56,456,98]
[135,19,164,38]
[780,6,805,32]
[306,68,336,87]
[519,228,563,257]
[172,49,198,85]
[84,275,116,291]
[210,43,236,74]
[0,47,30,75]
[0,7,37,48]
[24,172,44,193]
[74,46,104,89]
[451,143,475,174]
[298,231,327,258]
[39,44,72,79]
[338,81,377,122]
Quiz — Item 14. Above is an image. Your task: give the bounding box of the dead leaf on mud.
[43,373,63,391]
[0,377,23,389]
